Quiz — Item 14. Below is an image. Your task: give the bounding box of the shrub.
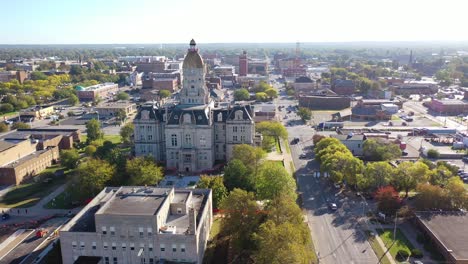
[427,149,440,159]
[411,249,423,258]
[396,250,410,261]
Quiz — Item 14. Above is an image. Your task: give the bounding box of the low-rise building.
[427,99,468,115]
[59,186,213,264]
[415,212,468,264]
[253,104,277,122]
[330,134,365,156]
[298,95,351,110]
[351,105,392,120]
[76,83,119,102]
[0,70,27,84]
[332,79,355,95]
[95,102,137,118]
[19,105,55,120]
[294,76,315,93]
[390,83,438,96]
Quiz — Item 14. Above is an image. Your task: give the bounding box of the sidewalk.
[368,225,397,264]
[265,138,294,175]
[399,222,433,263]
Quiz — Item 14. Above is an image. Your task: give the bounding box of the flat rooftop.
[2,148,54,168]
[416,211,468,261]
[100,187,171,216]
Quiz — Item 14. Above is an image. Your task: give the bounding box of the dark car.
[2,213,10,221]
[299,154,307,159]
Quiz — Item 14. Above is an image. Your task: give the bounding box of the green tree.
[116,92,130,101]
[224,159,254,191]
[68,94,79,106]
[84,145,97,156]
[126,157,163,186]
[428,164,453,186]
[393,161,430,197]
[414,183,449,210]
[60,149,80,170]
[197,175,228,209]
[85,119,103,143]
[256,161,296,200]
[254,221,313,264]
[312,134,325,145]
[256,121,288,140]
[11,122,31,130]
[30,71,48,81]
[363,139,401,161]
[232,144,266,178]
[116,109,127,123]
[234,88,250,101]
[265,88,278,99]
[445,177,468,209]
[120,123,134,144]
[426,149,440,159]
[159,89,171,98]
[75,158,115,197]
[359,161,395,191]
[315,138,351,164]
[252,81,271,93]
[297,107,312,122]
[255,92,268,101]
[0,103,14,113]
[220,189,261,250]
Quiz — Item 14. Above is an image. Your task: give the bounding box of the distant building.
[390,83,438,96]
[19,105,55,120]
[253,104,277,122]
[239,51,248,76]
[332,79,355,95]
[248,60,268,76]
[60,186,213,264]
[298,95,351,110]
[0,70,27,84]
[76,83,119,102]
[294,76,315,94]
[427,99,468,115]
[95,102,137,118]
[213,66,235,77]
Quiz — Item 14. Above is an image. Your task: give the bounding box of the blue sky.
[2,0,468,44]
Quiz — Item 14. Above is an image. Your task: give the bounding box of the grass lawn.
[284,140,291,154]
[270,160,284,168]
[367,231,392,264]
[378,228,415,262]
[0,166,69,208]
[81,134,122,144]
[44,186,82,209]
[275,138,282,154]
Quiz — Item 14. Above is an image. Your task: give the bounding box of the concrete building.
[0,135,61,185]
[213,66,235,77]
[415,212,468,264]
[239,51,248,76]
[248,60,268,76]
[135,58,167,73]
[76,83,119,102]
[134,40,257,173]
[60,186,213,264]
[331,134,365,156]
[19,105,55,120]
[95,102,137,118]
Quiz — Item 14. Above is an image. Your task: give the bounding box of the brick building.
[427,99,468,115]
[76,83,119,102]
[239,51,248,76]
[332,79,355,95]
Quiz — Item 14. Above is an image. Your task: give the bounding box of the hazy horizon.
[3,0,468,45]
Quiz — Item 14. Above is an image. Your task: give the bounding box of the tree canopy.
[86,119,103,143]
[234,88,250,101]
[197,175,228,209]
[75,158,115,198]
[125,157,163,186]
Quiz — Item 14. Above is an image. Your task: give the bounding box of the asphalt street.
[273,83,378,264]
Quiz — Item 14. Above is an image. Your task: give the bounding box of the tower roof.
[183,39,204,69]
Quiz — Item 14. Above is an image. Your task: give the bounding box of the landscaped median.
[366,230,393,264]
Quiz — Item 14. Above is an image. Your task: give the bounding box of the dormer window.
[235,110,243,120]
[198,115,202,120]
[183,113,191,124]
[217,113,223,122]
[174,115,178,120]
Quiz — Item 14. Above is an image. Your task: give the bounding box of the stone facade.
[134,40,256,173]
[60,186,212,264]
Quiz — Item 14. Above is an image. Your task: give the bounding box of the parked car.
[299,154,307,159]
[328,202,338,210]
[463,157,468,163]
[1,213,10,221]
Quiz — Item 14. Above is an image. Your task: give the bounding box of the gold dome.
[183,39,204,69]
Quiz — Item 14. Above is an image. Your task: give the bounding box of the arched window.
[235,110,243,120]
[217,113,223,122]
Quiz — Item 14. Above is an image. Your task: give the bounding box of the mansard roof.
[134,104,165,122]
[166,104,210,126]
